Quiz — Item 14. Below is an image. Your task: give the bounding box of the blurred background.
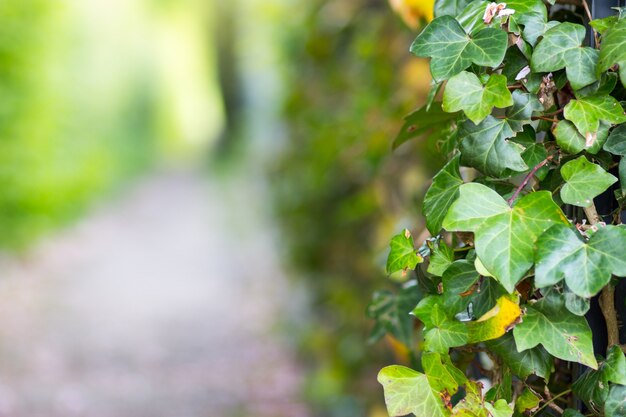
[0,0,438,416]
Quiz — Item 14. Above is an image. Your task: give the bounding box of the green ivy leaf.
[485,333,552,379]
[530,23,599,90]
[573,346,626,412]
[424,155,464,235]
[485,400,513,417]
[411,16,508,82]
[443,183,569,292]
[428,241,455,276]
[554,120,610,155]
[598,18,626,87]
[424,303,468,353]
[423,352,467,394]
[443,260,506,318]
[443,72,512,124]
[605,385,626,417]
[386,229,423,274]
[564,96,626,140]
[604,124,626,156]
[513,293,597,368]
[434,0,472,18]
[377,365,449,417]
[412,295,444,329]
[459,116,528,177]
[367,283,420,346]
[591,16,619,35]
[535,224,626,298]
[505,91,543,132]
[560,156,618,208]
[515,388,540,413]
[393,103,459,150]
[522,18,559,47]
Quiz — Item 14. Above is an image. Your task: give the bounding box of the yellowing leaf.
[467,295,522,343]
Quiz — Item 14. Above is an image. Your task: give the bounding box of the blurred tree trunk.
[213,0,243,157]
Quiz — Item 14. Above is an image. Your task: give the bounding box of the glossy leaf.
[424,303,468,353]
[535,224,626,297]
[411,15,508,82]
[604,124,626,156]
[424,155,464,234]
[434,0,472,18]
[443,72,512,124]
[485,333,552,379]
[386,229,423,274]
[443,183,569,292]
[564,96,626,140]
[530,23,599,90]
[598,18,626,87]
[560,156,618,208]
[428,241,455,276]
[554,120,610,155]
[513,293,597,368]
[459,116,528,177]
[394,103,459,150]
[505,90,543,132]
[605,385,626,417]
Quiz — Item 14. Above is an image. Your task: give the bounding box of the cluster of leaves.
[373,1,626,416]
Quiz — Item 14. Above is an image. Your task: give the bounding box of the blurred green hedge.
[271,1,441,415]
[0,1,159,249]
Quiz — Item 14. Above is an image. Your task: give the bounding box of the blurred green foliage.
[271,1,441,415]
[0,1,158,248]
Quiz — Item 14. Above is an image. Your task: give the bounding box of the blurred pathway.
[0,170,309,417]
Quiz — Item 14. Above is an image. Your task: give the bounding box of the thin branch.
[585,203,621,348]
[507,84,524,90]
[600,284,620,347]
[531,389,571,417]
[531,116,559,123]
[581,0,601,47]
[543,108,564,117]
[507,159,550,206]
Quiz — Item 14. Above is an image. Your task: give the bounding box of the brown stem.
[584,203,621,349]
[581,0,601,47]
[507,159,550,206]
[543,108,564,117]
[600,285,620,348]
[507,84,524,90]
[531,116,559,123]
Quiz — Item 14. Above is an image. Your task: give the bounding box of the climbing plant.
[372,1,626,416]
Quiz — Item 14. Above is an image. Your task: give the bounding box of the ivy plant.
[373,1,626,416]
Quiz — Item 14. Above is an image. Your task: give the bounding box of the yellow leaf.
[388,0,435,28]
[466,294,522,343]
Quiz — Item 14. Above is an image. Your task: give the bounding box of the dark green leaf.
[560,156,618,208]
[485,332,552,379]
[506,90,543,132]
[434,0,472,18]
[605,124,626,155]
[598,18,626,87]
[459,116,528,177]
[411,16,508,82]
[393,103,458,150]
[424,155,464,234]
[530,23,599,90]
[605,385,626,417]
[513,293,597,368]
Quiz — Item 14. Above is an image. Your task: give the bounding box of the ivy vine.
[371,1,626,416]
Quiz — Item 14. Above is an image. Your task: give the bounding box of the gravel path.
[0,170,309,417]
